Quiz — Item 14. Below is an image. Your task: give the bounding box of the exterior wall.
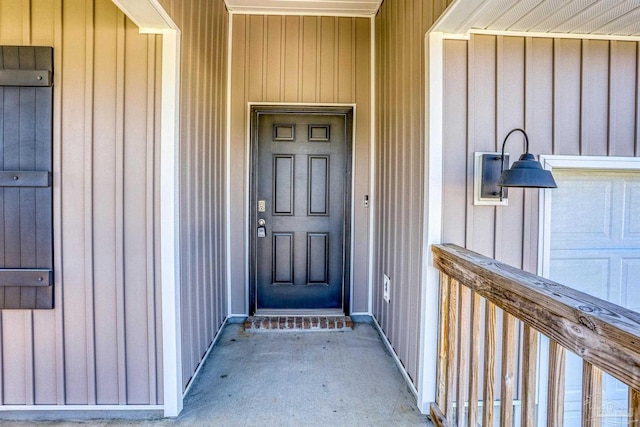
[373,0,452,389]
[158,0,229,390]
[0,0,162,405]
[229,15,371,314]
[442,34,640,272]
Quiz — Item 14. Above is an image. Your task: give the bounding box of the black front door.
[252,109,351,311]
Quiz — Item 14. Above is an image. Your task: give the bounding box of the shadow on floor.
[0,321,433,426]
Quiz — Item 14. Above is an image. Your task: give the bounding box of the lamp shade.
[497,153,557,188]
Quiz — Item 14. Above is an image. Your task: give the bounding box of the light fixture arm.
[499,128,530,200]
[500,128,529,176]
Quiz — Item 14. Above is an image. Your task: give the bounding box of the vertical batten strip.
[521,324,538,427]
[145,35,158,405]
[581,361,602,427]
[547,340,566,427]
[455,285,470,425]
[482,301,497,427]
[262,16,267,101]
[333,17,338,103]
[499,312,516,427]
[445,278,458,420]
[204,0,213,337]
[436,272,450,410]
[636,42,640,157]
[24,311,34,404]
[352,17,356,102]
[298,17,303,102]
[280,16,285,102]
[630,388,640,426]
[114,9,127,405]
[468,292,482,427]
[194,0,205,366]
[53,0,65,405]
[184,0,195,386]
[83,0,96,405]
[316,17,321,102]
[22,0,30,45]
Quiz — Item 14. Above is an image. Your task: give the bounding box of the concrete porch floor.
[1,320,433,426]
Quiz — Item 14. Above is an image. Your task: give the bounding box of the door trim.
[536,154,640,425]
[248,104,354,315]
[538,155,640,278]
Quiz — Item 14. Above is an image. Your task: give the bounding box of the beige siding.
[373,0,452,389]
[442,34,640,277]
[229,15,371,314]
[158,0,229,390]
[0,0,162,405]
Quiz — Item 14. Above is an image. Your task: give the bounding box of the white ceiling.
[434,0,640,37]
[222,0,640,37]
[224,0,382,17]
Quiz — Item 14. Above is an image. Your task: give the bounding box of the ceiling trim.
[430,0,640,39]
[110,0,178,33]
[224,0,382,18]
[467,28,640,42]
[227,9,377,17]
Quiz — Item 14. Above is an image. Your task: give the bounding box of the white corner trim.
[159,28,183,419]
[417,31,445,414]
[367,15,376,314]
[226,13,234,317]
[104,0,183,418]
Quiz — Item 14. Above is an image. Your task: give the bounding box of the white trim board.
[110,0,185,419]
[417,30,445,414]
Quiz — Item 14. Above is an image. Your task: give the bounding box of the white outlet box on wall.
[383,274,391,303]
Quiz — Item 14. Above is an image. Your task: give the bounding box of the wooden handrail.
[431,244,640,427]
[432,243,640,391]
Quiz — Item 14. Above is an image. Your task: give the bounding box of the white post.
[160,28,183,417]
[418,31,444,413]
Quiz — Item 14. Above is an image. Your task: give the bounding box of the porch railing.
[431,244,640,427]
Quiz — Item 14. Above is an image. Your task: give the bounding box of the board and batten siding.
[0,0,162,405]
[229,15,371,314]
[373,0,452,390]
[442,34,640,277]
[157,0,229,390]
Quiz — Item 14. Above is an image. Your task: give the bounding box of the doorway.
[249,106,353,314]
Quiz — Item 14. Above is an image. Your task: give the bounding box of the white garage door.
[547,169,640,426]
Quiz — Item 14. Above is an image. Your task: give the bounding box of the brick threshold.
[244,315,353,332]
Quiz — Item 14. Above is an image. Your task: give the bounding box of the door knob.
[257,219,266,238]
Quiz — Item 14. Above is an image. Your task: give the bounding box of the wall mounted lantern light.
[474,128,557,205]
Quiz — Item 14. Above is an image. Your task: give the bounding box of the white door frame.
[110,0,184,417]
[538,155,640,278]
[536,155,640,425]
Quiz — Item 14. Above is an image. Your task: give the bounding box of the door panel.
[253,112,349,311]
